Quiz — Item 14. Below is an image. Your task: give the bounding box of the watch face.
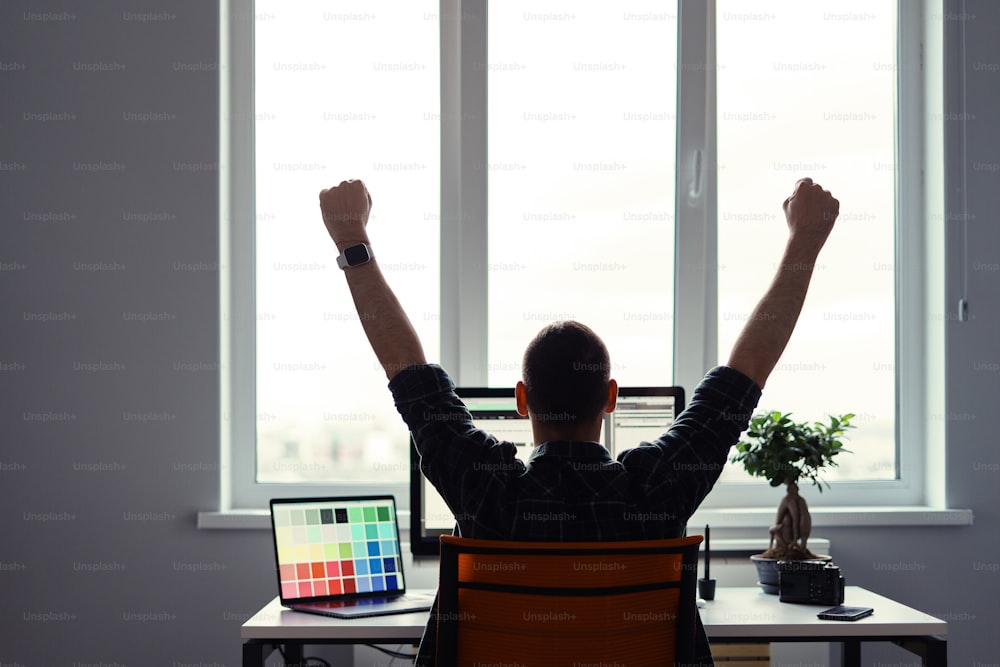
[343,244,371,266]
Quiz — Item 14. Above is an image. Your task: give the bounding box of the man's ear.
[605,378,618,414]
[515,381,530,416]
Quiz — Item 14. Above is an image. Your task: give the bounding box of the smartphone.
[817,605,874,621]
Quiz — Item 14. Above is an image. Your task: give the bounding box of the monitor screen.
[410,388,532,555]
[606,387,685,458]
[410,386,684,555]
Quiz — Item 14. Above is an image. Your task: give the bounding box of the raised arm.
[319,179,426,380]
[726,178,839,389]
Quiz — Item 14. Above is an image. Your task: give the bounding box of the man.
[319,177,839,665]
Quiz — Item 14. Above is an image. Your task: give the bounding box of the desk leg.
[282,643,306,667]
[241,640,307,667]
[894,636,948,667]
[842,639,861,667]
[242,640,272,667]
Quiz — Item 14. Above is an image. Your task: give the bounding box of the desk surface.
[242,586,946,641]
[699,586,946,639]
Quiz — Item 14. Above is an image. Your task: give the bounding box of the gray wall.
[1,1,997,665]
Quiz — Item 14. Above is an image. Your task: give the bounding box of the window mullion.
[673,0,718,392]
[440,0,489,386]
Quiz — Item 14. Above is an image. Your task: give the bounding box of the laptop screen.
[270,496,405,602]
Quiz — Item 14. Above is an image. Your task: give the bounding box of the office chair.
[436,534,703,666]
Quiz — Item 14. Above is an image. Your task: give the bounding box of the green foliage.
[730,411,855,492]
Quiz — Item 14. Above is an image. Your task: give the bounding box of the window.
[252,0,440,486]
[486,1,677,388]
[223,0,933,511]
[714,0,897,485]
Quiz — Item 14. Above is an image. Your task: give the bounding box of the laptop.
[269,495,434,618]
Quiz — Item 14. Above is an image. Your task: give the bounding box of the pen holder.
[698,578,716,601]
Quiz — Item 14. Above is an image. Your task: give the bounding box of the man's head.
[515,321,617,440]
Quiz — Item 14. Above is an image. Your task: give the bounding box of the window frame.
[220,0,938,512]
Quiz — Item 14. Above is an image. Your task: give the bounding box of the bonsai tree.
[731,411,854,560]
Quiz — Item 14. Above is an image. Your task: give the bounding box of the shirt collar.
[528,440,614,463]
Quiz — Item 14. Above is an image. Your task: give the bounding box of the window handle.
[688,148,703,201]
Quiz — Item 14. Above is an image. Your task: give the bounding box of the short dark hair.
[521,320,611,425]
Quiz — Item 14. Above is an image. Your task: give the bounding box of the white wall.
[1,1,997,664]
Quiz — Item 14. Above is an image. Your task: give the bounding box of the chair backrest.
[436,534,703,666]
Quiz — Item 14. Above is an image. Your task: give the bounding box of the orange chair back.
[436,534,703,666]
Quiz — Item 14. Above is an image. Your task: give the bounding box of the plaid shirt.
[390,364,761,666]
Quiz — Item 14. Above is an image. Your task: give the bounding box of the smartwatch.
[336,243,373,269]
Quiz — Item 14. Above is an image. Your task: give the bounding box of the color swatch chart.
[272,499,403,600]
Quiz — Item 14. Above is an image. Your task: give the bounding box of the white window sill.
[197,506,972,530]
[690,506,972,527]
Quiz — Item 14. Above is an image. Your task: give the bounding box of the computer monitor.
[606,386,685,458]
[409,386,685,556]
[410,388,532,556]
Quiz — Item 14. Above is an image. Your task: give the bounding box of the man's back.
[391,363,760,666]
[392,363,759,544]
[458,440,687,541]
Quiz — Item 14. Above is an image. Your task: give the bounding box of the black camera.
[776,560,845,605]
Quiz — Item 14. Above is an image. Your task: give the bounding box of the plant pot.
[751,554,832,595]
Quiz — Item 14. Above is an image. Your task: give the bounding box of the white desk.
[700,586,947,665]
[242,586,947,666]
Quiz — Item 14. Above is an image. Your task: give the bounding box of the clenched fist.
[319,179,372,250]
[782,178,839,253]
